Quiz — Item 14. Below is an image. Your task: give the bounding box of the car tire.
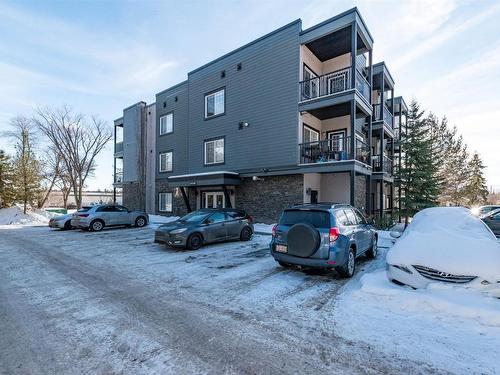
[240,227,252,241]
[187,233,203,250]
[336,247,356,278]
[366,234,378,259]
[89,219,104,232]
[63,220,72,230]
[135,216,147,228]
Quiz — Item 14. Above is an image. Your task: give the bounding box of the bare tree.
[37,147,63,208]
[34,106,112,209]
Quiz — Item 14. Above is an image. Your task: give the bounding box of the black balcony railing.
[300,67,351,101]
[299,136,370,165]
[355,69,371,103]
[372,154,393,174]
[373,104,394,127]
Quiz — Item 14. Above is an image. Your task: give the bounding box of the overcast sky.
[1,0,499,190]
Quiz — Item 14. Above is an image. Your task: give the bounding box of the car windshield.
[77,206,92,213]
[179,210,211,223]
[279,209,330,228]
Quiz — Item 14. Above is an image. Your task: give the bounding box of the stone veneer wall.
[354,175,367,213]
[235,174,303,224]
[155,180,197,217]
[123,182,143,211]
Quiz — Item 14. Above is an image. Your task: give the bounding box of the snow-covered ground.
[335,223,500,374]
[1,214,499,373]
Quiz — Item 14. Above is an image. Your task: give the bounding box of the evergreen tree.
[7,116,43,214]
[464,152,489,206]
[0,150,16,207]
[399,100,440,225]
[440,131,469,206]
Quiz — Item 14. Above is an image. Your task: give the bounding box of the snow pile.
[0,206,56,225]
[387,207,500,281]
[254,223,274,234]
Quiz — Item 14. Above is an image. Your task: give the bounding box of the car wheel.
[135,216,147,228]
[336,247,356,278]
[240,227,252,241]
[63,220,72,230]
[366,234,378,259]
[90,219,104,232]
[187,233,203,250]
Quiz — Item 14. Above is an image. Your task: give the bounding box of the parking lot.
[0,224,472,374]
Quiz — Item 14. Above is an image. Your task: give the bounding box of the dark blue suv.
[270,203,377,277]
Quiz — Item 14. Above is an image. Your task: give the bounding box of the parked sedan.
[154,208,254,250]
[473,205,500,217]
[71,204,148,231]
[48,214,73,230]
[387,207,500,297]
[482,208,500,237]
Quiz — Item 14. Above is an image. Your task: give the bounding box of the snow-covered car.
[48,214,73,230]
[386,207,500,297]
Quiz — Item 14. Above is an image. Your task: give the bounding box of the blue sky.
[1,0,499,190]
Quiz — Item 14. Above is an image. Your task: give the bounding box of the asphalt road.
[0,225,444,374]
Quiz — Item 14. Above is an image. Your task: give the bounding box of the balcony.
[299,67,371,104]
[115,141,123,154]
[299,136,370,165]
[372,104,393,127]
[372,154,393,174]
[114,169,123,184]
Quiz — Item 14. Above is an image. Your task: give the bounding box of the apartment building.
[113,7,407,223]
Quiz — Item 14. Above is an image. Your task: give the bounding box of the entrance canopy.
[167,171,241,188]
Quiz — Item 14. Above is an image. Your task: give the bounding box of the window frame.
[204,137,225,166]
[159,112,174,135]
[158,151,173,173]
[158,192,173,213]
[302,124,320,144]
[204,88,226,120]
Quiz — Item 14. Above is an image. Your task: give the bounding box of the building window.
[159,151,172,172]
[204,138,224,165]
[158,192,172,212]
[159,113,173,135]
[205,89,225,118]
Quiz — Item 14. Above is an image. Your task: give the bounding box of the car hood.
[387,207,500,282]
[156,220,193,232]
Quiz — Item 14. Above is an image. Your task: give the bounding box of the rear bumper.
[270,243,343,268]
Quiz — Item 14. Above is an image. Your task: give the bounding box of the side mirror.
[390,231,401,239]
[205,219,214,225]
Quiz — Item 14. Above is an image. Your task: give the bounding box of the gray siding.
[186,21,301,174]
[155,82,189,180]
[122,103,145,183]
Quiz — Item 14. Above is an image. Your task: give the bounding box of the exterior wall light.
[239,121,249,129]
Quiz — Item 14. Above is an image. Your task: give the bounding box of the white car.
[386,207,500,297]
[48,214,73,230]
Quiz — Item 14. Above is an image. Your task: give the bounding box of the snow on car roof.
[387,207,500,282]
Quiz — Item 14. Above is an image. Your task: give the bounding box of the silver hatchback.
[71,204,149,231]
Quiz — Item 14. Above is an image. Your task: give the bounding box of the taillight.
[272,225,277,237]
[247,215,254,223]
[329,227,340,244]
[79,214,89,217]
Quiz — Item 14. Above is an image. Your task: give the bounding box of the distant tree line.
[0,106,112,212]
[397,99,489,224]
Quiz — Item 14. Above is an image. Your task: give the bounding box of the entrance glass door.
[204,192,225,208]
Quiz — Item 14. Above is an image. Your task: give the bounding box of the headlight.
[170,228,188,234]
[392,264,413,274]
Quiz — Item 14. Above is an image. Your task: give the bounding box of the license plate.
[275,244,287,253]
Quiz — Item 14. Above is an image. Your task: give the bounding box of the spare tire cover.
[287,223,320,258]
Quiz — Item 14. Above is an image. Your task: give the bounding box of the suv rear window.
[279,209,331,228]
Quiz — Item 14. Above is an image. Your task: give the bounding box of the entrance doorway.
[203,192,225,208]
